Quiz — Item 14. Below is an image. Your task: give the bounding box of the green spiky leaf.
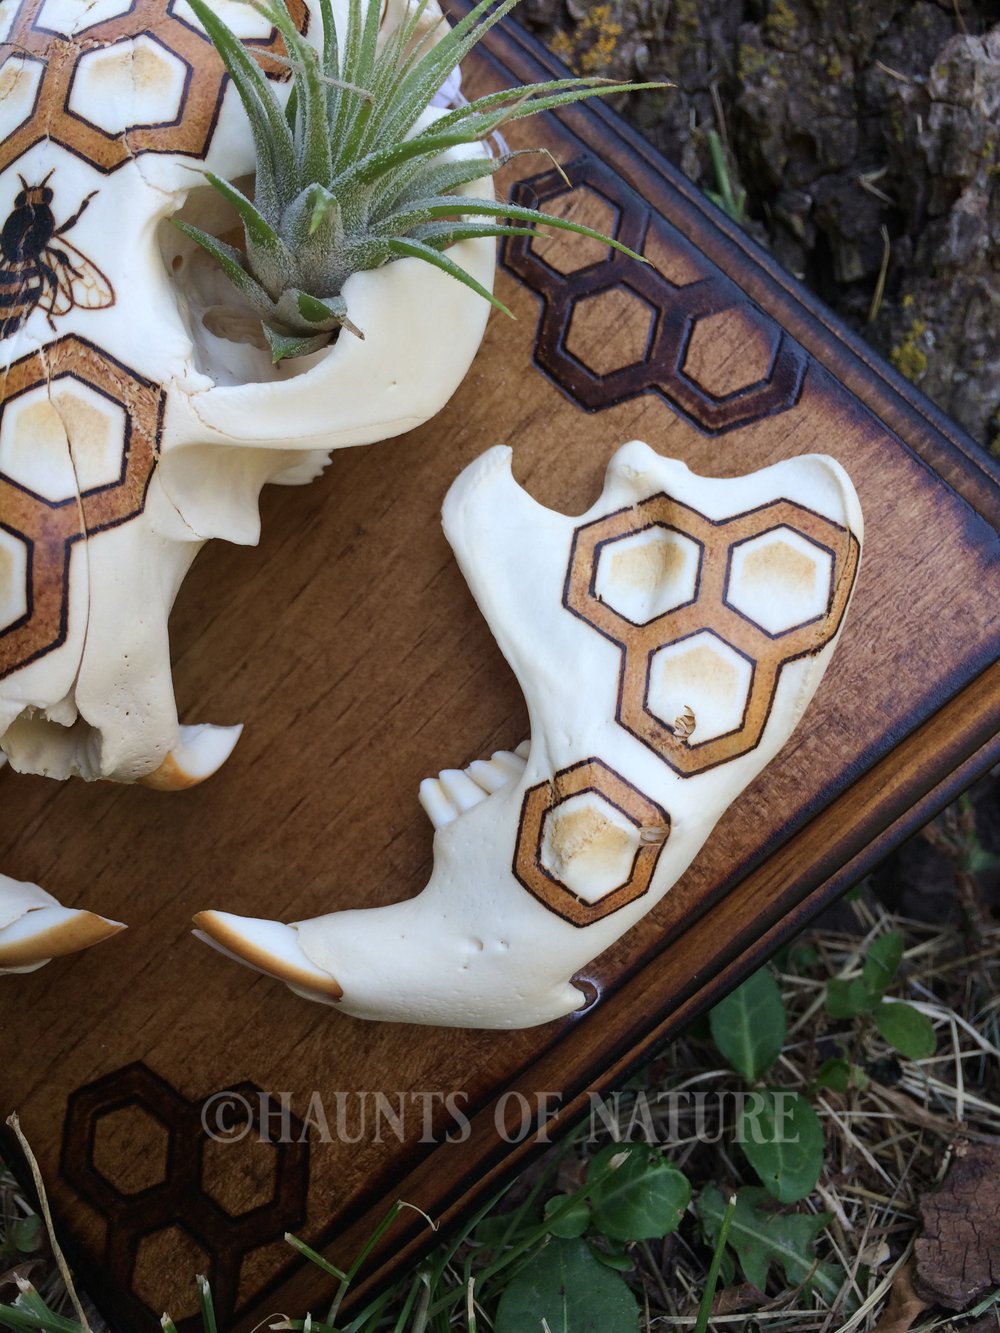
[177,0,668,360]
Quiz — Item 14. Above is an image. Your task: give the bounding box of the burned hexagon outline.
[563,493,861,776]
[502,155,808,433]
[0,334,163,682]
[61,1061,310,1329]
[513,757,671,927]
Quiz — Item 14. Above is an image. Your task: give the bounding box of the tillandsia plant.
[179,0,662,361]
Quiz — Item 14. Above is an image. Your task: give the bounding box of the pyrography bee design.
[0,171,114,339]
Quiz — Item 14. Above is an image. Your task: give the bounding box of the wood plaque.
[2,8,999,1330]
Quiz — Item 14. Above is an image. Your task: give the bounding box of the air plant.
[179,0,662,361]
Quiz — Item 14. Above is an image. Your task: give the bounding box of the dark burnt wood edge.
[448,1,1000,528]
[252,668,1000,1328]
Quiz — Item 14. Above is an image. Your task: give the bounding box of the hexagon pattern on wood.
[61,1062,309,1329]
[502,155,808,432]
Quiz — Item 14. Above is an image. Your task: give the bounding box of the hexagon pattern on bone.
[0,0,491,788]
[0,0,491,971]
[195,441,862,1028]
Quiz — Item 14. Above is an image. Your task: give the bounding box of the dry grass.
[597,893,1000,1331]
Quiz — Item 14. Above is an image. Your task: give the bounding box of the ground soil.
[520,0,1000,451]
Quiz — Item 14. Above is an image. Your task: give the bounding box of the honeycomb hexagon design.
[0,54,45,146]
[528,183,619,276]
[90,1101,173,1197]
[66,34,192,138]
[0,525,29,634]
[563,492,861,776]
[0,335,164,683]
[593,523,703,626]
[0,0,309,174]
[502,155,808,433]
[35,0,136,37]
[514,758,671,926]
[61,1062,310,1329]
[564,286,658,380]
[725,525,835,638]
[646,629,755,745]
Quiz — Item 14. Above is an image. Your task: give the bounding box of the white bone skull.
[196,440,863,1028]
[0,0,492,793]
[0,0,494,970]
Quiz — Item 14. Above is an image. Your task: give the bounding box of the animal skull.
[195,440,863,1028]
[0,0,492,798]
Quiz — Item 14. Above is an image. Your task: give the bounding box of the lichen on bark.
[518,0,1000,449]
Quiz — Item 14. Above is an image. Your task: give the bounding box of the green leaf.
[587,1144,690,1242]
[10,1215,43,1254]
[709,969,787,1082]
[874,1002,936,1060]
[200,171,282,252]
[789,944,819,974]
[263,324,332,362]
[494,1236,639,1333]
[737,1090,825,1203]
[813,1058,869,1094]
[591,1245,634,1272]
[385,236,513,318]
[183,0,294,210]
[543,1193,591,1240]
[826,976,875,1019]
[863,932,904,1000]
[698,1186,842,1305]
[172,222,271,309]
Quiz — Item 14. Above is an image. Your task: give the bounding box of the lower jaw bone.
[193,440,863,1028]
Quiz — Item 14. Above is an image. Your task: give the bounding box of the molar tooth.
[138,723,243,791]
[419,777,458,829]
[490,749,527,780]
[465,758,510,793]
[437,768,487,813]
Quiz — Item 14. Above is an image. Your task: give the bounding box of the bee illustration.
[0,171,114,340]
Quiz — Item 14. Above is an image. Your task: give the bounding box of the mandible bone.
[195,440,863,1028]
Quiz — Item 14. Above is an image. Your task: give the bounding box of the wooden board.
[2,8,1000,1330]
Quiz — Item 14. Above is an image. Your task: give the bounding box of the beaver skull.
[0,0,492,788]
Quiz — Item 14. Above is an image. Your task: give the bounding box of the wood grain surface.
[1,8,999,1330]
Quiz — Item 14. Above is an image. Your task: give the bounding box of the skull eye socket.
[160,178,319,388]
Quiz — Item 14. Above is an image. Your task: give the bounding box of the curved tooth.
[514,739,530,759]
[0,906,125,974]
[138,724,243,791]
[192,910,342,1002]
